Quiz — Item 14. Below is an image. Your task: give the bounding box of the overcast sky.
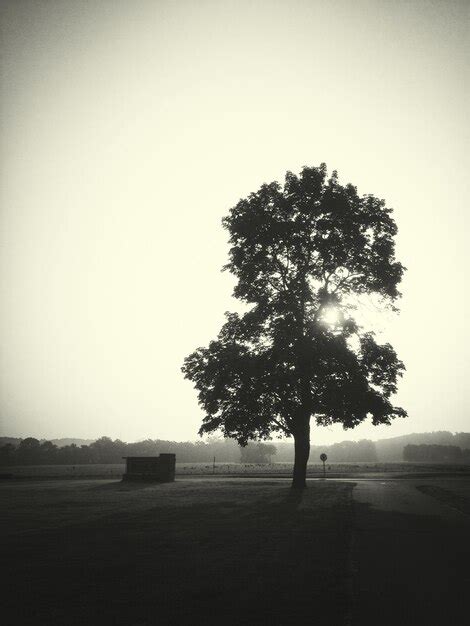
[1,0,469,444]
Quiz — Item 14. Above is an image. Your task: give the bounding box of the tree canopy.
[182,164,407,486]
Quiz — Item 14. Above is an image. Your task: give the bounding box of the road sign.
[320,453,327,478]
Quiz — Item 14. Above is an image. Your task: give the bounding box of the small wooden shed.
[122,454,176,482]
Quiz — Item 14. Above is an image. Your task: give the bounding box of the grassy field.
[2,461,469,479]
[2,478,354,625]
[2,473,469,625]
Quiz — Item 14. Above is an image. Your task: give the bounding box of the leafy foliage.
[182,164,407,447]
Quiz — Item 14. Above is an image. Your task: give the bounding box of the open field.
[2,461,470,480]
[2,478,353,625]
[2,475,469,625]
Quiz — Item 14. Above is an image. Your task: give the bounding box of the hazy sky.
[1,0,469,444]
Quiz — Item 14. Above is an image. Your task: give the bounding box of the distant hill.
[47,438,95,448]
[0,437,22,447]
[374,431,470,462]
[275,431,470,463]
[0,437,95,448]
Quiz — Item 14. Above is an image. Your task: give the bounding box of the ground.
[4,461,470,479]
[2,473,469,625]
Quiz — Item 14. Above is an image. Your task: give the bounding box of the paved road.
[349,477,470,626]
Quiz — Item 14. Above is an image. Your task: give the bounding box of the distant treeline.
[374,431,470,462]
[0,436,276,466]
[403,444,470,463]
[1,431,469,465]
[275,439,379,463]
[277,432,470,463]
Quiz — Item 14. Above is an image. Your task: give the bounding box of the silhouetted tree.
[328,439,378,462]
[404,444,464,463]
[89,436,127,463]
[182,164,407,487]
[455,432,470,450]
[39,440,58,463]
[0,443,16,465]
[240,442,277,464]
[16,437,42,464]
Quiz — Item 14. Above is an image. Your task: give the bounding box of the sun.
[320,306,341,328]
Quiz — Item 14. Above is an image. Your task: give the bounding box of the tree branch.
[271,417,291,435]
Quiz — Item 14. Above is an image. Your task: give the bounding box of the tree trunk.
[292,419,310,489]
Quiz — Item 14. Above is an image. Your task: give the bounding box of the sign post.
[320,453,328,479]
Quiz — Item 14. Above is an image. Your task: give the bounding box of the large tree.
[182,164,406,487]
